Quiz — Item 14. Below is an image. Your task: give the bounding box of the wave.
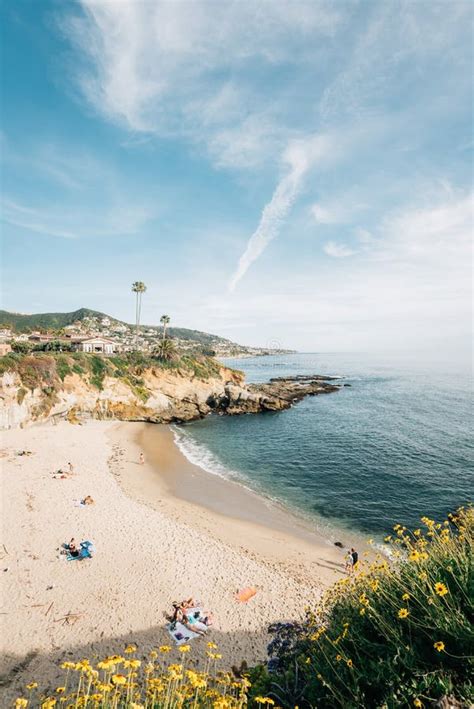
[171,426,243,484]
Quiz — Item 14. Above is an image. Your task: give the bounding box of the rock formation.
[0,355,341,430]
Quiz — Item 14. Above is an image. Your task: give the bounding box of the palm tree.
[153,338,176,361]
[160,314,170,341]
[131,281,147,348]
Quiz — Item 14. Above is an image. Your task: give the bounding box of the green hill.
[0,308,106,332]
[0,308,275,352]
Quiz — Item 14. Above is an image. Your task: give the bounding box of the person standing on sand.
[139,452,145,465]
[68,462,74,474]
[350,547,358,574]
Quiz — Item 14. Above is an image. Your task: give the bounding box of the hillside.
[0,308,294,356]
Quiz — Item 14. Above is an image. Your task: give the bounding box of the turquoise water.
[173,353,473,537]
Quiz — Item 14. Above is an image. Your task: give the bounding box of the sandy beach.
[0,419,350,702]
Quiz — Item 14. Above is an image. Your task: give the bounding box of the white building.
[73,337,119,354]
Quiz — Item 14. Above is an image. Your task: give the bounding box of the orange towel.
[235,587,257,602]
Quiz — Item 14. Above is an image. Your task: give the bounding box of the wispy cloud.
[323,241,356,258]
[60,1,346,168]
[2,197,154,240]
[229,134,336,290]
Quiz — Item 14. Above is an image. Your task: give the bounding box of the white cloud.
[323,241,356,258]
[2,197,153,240]
[229,133,336,290]
[311,198,368,225]
[61,1,346,168]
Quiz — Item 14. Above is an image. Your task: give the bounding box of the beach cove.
[0,419,349,702]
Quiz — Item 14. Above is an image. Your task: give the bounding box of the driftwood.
[54,610,84,626]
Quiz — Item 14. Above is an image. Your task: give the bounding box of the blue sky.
[1,0,472,352]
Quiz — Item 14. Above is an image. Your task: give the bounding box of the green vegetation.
[249,507,474,708]
[0,351,228,398]
[0,308,106,332]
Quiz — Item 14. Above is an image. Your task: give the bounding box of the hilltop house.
[72,337,118,354]
[27,333,120,354]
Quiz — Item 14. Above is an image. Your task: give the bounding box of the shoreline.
[1,419,350,702]
[109,421,351,577]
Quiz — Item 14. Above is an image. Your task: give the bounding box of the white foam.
[171,426,242,483]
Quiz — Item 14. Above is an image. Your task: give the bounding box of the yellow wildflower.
[26,683,38,690]
[15,700,28,708]
[111,674,127,686]
[60,661,75,670]
[159,645,171,653]
[41,700,56,709]
[413,529,421,537]
[359,607,366,616]
[433,641,445,652]
[402,593,410,601]
[124,644,137,654]
[55,688,65,694]
[398,608,409,618]
[408,550,420,562]
[207,641,218,649]
[434,582,448,597]
[179,644,191,653]
[149,650,158,659]
[336,655,342,662]
[255,699,275,706]
[413,700,422,707]
[346,659,353,668]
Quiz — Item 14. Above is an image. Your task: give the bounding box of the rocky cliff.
[0,353,340,429]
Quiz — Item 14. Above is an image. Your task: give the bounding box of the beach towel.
[235,587,257,602]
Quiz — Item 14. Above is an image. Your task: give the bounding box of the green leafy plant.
[249,507,474,708]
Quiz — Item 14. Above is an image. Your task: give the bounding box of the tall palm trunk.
[137,292,143,346]
[135,292,140,348]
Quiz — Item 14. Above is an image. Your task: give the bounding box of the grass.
[249,507,474,708]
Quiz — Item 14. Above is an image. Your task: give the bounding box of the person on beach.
[345,547,358,575]
[66,538,79,558]
[81,496,94,505]
[68,462,74,474]
[139,452,145,465]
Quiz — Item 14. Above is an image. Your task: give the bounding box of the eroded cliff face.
[0,365,243,429]
[0,356,341,430]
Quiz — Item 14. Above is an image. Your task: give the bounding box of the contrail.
[229,134,331,291]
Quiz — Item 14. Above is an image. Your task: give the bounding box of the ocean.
[172,353,473,539]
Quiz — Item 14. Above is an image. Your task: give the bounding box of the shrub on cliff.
[249,507,474,708]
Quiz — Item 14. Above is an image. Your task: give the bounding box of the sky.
[1,0,473,353]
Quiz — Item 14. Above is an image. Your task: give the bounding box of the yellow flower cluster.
[18,643,249,709]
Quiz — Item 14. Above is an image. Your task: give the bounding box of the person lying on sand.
[188,608,214,627]
[181,611,208,636]
[52,467,75,479]
[180,597,197,609]
[64,538,79,558]
[169,602,212,635]
[81,496,94,505]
